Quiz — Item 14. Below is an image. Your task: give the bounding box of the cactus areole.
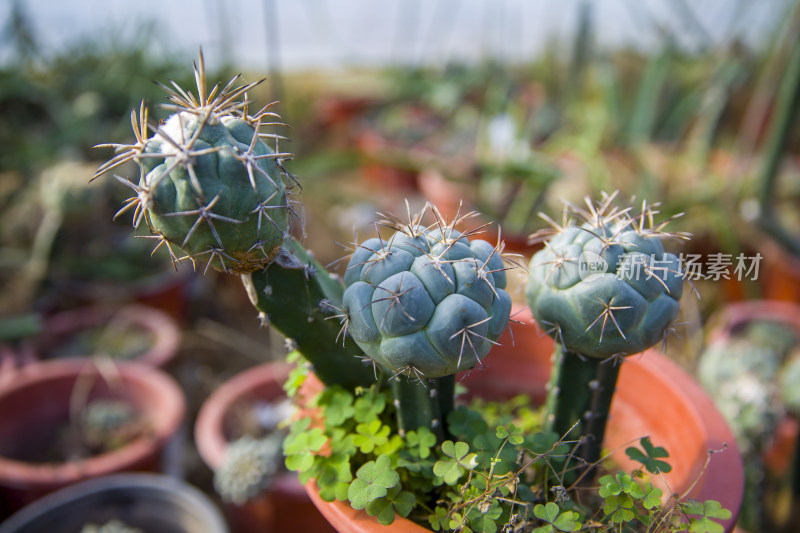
[526,193,686,359]
[93,52,294,274]
[341,204,512,380]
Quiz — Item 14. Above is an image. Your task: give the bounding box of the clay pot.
[0,473,227,533]
[0,358,185,519]
[194,362,336,533]
[20,304,181,368]
[304,307,744,533]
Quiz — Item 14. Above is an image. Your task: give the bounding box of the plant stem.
[390,374,455,443]
[545,345,621,482]
[246,236,376,390]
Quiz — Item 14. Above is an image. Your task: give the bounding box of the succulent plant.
[525,192,688,478]
[341,203,511,380]
[526,192,685,358]
[93,51,295,274]
[214,433,284,505]
[698,338,781,453]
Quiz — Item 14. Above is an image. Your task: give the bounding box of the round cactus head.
[526,192,689,359]
[93,52,296,273]
[340,203,512,380]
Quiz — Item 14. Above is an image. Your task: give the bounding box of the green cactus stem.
[390,374,455,442]
[246,236,375,390]
[527,192,687,480]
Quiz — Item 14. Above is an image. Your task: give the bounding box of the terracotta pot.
[760,240,800,303]
[0,473,227,533]
[20,304,181,368]
[304,307,744,533]
[0,358,185,518]
[194,362,337,533]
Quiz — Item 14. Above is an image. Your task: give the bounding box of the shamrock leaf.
[347,454,400,510]
[682,500,732,533]
[352,419,390,454]
[434,440,478,485]
[534,502,581,532]
[354,390,386,423]
[642,485,663,510]
[406,427,437,459]
[469,501,503,533]
[365,486,416,525]
[283,418,326,472]
[626,436,672,474]
[496,423,524,445]
[321,389,356,426]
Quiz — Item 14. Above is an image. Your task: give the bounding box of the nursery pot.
[194,361,337,533]
[304,307,744,533]
[0,358,185,518]
[19,304,181,368]
[0,473,227,533]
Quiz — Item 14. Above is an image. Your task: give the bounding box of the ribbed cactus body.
[95,52,293,274]
[144,112,288,272]
[526,196,684,358]
[342,207,511,379]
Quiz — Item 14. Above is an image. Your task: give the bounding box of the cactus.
[698,338,781,454]
[526,192,688,478]
[339,203,511,438]
[94,53,373,390]
[342,203,511,380]
[214,433,284,505]
[93,51,294,274]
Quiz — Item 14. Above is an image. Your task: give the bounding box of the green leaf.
[642,485,663,510]
[347,455,400,510]
[352,419,390,454]
[534,502,560,523]
[447,406,489,440]
[322,389,356,426]
[625,436,672,474]
[553,510,581,532]
[406,427,437,459]
[354,390,386,423]
[469,503,502,533]
[434,440,478,485]
[683,500,732,533]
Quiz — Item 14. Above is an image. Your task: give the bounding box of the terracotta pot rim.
[708,299,800,341]
[194,361,292,471]
[35,304,181,368]
[0,358,185,486]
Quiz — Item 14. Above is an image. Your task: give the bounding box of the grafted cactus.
[526,192,688,478]
[93,51,294,273]
[341,203,511,380]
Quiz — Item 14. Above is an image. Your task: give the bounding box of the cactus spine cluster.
[93,51,294,274]
[214,434,283,505]
[526,192,688,477]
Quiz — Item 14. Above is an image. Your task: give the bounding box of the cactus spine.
[526,192,687,478]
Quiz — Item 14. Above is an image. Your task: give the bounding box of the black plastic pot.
[0,473,228,533]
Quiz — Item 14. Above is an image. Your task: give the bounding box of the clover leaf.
[352,419,390,454]
[533,502,581,532]
[682,500,732,533]
[347,454,400,510]
[433,440,478,486]
[406,427,437,459]
[626,436,672,474]
[365,485,416,525]
[321,389,356,426]
[283,418,326,472]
